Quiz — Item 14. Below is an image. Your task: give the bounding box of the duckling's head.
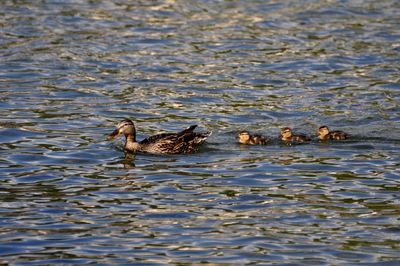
[107,119,136,140]
[238,131,250,143]
[280,127,292,139]
[318,125,330,137]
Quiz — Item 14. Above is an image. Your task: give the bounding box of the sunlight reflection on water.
[1,0,400,265]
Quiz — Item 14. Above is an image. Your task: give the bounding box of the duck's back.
[328,131,348,140]
[139,125,210,154]
[291,134,310,142]
[249,135,269,145]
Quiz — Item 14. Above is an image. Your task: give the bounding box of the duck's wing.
[294,135,311,142]
[139,125,210,154]
[252,135,269,145]
[139,132,176,145]
[139,125,198,145]
[330,131,348,140]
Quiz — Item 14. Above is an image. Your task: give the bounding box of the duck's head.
[238,131,250,143]
[280,127,292,139]
[318,125,330,138]
[107,119,135,140]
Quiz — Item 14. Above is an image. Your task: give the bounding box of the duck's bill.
[107,129,119,140]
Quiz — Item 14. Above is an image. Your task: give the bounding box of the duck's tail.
[194,130,212,144]
[181,125,198,134]
[180,124,212,145]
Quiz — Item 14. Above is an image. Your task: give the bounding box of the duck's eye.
[118,122,131,129]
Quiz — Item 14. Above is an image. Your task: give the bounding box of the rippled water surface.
[1,0,400,264]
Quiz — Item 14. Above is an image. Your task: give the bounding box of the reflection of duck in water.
[280,127,310,143]
[317,125,348,140]
[238,131,270,145]
[107,119,211,154]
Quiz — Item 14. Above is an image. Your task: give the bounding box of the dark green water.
[1,0,399,265]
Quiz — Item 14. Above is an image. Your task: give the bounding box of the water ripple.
[1,0,400,265]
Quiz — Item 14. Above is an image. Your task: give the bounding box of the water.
[1,0,400,264]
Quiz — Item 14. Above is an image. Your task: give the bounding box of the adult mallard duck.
[107,119,211,154]
[317,125,348,140]
[280,127,310,142]
[238,131,270,145]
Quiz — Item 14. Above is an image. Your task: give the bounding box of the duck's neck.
[124,134,141,152]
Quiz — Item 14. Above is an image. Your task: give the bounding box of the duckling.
[107,119,211,154]
[280,127,310,142]
[238,131,270,145]
[318,125,348,140]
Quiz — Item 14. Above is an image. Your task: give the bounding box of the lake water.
[1,0,400,265]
